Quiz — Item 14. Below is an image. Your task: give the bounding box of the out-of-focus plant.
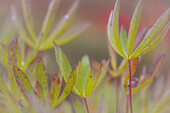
[11,0,90,51]
[108,0,169,112]
[53,42,109,113]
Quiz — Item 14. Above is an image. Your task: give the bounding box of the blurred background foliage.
[0,0,169,113]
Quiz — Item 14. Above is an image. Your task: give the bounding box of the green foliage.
[11,0,90,51]
[54,42,109,98]
[108,0,169,59]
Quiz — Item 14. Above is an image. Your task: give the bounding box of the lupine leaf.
[15,40,21,68]
[41,0,61,42]
[11,7,35,48]
[130,23,169,58]
[117,58,128,75]
[77,62,83,95]
[16,80,29,102]
[8,41,18,95]
[108,10,123,57]
[132,9,170,56]
[36,58,48,99]
[120,26,128,54]
[50,74,61,106]
[44,0,79,47]
[82,55,90,91]
[53,42,72,81]
[112,0,127,58]
[85,69,93,96]
[21,0,36,42]
[13,65,33,93]
[52,65,78,107]
[36,81,43,102]
[127,0,142,56]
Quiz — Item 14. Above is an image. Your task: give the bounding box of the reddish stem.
[128,59,133,113]
[84,98,89,113]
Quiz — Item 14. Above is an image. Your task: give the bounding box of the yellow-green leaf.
[112,0,127,58]
[130,23,169,58]
[36,58,48,99]
[52,65,78,107]
[15,39,21,68]
[85,69,93,97]
[127,0,142,56]
[44,0,79,48]
[13,65,33,93]
[21,0,36,42]
[77,62,83,95]
[50,74,61,106]
[41,0,61,42]
[108,42,117,71]
[132,9,170,56]
[120,26,128,54]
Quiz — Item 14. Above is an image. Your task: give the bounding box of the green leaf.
[85,69,93,96]
[132,8,170,56]
[130,23,169,58]
[50,74,61,106]
[41,0,61,42]
[53,42,72,81]
[13,65,33,93]
[11,6,35,48]
[8,41,18,96]
[36,81,43,102]
[21,0,36,42]
[44,0,79,47]
[76,62,83,95]
[120,26,128,54]
[127,0,142,56]
[52,65,78,107]
[36,58,48,99]
[112,0,127,58]
[15,40,21,68]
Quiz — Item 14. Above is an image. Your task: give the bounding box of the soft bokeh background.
[0,0,169,112]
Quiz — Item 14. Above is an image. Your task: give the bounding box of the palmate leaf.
[36,58,48,99]
[21,0,36,42]
[15,40,21,68]
[76,62,83,95]
[52,65,78,107]
[131,8,170,57]
[41,0,61,42]
[127,0,142,56]
[36,81,43,102]
[108,42,117,71]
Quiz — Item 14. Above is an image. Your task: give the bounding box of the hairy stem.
[84,98,89,113]
[128,59,133,113]
[115,78,119,113]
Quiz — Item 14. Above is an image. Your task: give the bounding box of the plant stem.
[128,59,133,113]
[84,98,89,113]
[115,78,119,113]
